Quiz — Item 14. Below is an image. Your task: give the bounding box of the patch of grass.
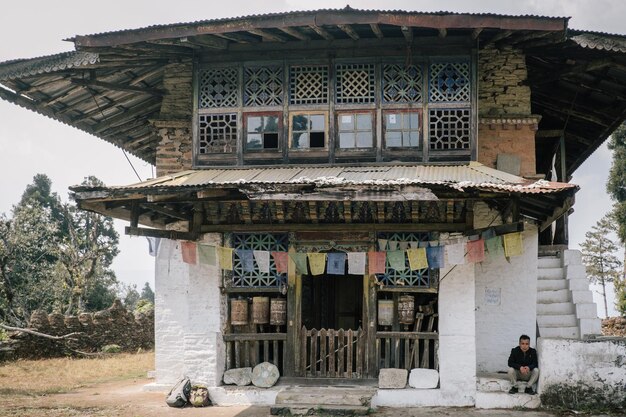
[0,351,154,396]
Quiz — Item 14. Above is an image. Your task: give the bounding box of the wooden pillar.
[366,238,378,378]
[554,135,569,245]
[285,243,301,377]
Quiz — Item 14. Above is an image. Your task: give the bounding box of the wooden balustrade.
[375,331,438,372]
[224,333,286,374]
[300,327,365,378]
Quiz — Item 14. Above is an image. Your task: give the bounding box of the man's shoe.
[508,387,518,394]
[524,387,536,395]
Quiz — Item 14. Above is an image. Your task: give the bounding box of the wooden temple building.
[1,8,625,409]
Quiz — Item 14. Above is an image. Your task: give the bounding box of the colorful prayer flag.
[378,239,388,251]
[446,242,465,265]
[368,252,386,275]
[409,241,419,249]
[503,232,523,257]
[481,228,496,240]
[387,250,406,271]
[398,241,409,251]
[426,246,445,269]
[253,250,270,273]
[237,249,255,272]
[388,241,399,250]
[272,252,289,274]
[327,253,346,275]
[198,244,217,266]
[308,253,327,276]
[147,237,160,257]
[290,253,308,274]
[407,247,428,270]
[466,239,485,263]
[485,236,502,257]
[217,246,234,270]
[348,252,366,275]
[181,241,197,264]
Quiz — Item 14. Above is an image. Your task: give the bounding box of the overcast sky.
[0,0,623,315]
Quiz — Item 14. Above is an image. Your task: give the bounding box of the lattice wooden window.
[244,65,283,106]
[429,109,471,150]
[382,64,422,103]
[198,113,237,154]
[290,113,327,149]
[336,63,375,104]
[338,112,374,148]
[230,233,288,287]
[245,113,281,150]
[289,65,329,105]
[199,67,239,108]
[429,62,470,103]
[384,111,420,148]
[376,232,436,287]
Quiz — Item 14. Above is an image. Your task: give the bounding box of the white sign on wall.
[484,287,501,306]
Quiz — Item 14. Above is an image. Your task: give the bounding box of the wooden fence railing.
[375,331,438,372]
[224,333,286,374]
[300,327,365,378]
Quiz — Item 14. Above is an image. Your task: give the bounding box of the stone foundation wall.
[0,299,154,360]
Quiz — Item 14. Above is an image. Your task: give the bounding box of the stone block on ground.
[378,368,408,389]
[223,367,252,386]
[252,362,280,388]
[408,368,439,389]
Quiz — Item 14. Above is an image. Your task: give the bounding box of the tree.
[140,282,155,303]
[581,213,623,317]
[615,277,626,316]
[120,283,140,310]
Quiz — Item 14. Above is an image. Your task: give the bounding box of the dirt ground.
[0,376,596,417]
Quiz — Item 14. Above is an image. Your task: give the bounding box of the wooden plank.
[356,330,363,378]
[300,326,307,377]
[125,226,198,241]
[328,329,336,377]
[375,331,439,340]
[337,329,345,377]
[375,338,380,376]
[235,341,241,368]
[273,340,279,367]
[338,24,359,40]
[320,328,327,377]
[264,340,270,363]
[384,338,390,369]
[347,329,353,378]
[311,328,318,377]
[244,341,251,367]
[278,27,310,41]
[404,338,410,370]
[286,245,298,377]
[70,78,165,96]
[369,23,384,39]
[393,337,400,368]
[434,339,439,371]
[247,29,287,43]
[226,341,232,370]
[377,287,438,294]
[421,340,430,369]
[223,333,286,341]
[309,24,334,40]
[253,341,259,366]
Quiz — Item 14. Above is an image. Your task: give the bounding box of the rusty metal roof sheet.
[0,51,99,81]
[570,32,626,53]
[91,162,575,195]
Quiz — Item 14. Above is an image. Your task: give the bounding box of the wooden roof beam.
[536,129,564,138]
[484,30,514,47]
[180,35,229,49]
[91,98,162,133]
[213,32,260,43]
[370,23,384,39]
[70,78,164,96]
[401,26,413,42]
[438,28,447,38]
[247,29,287,43]
[309,24,334,41]
[278,27,310,41]
[471,28,483,40]
[338,24,359,40]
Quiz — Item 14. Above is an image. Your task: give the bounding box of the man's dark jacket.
[508,346,538,370]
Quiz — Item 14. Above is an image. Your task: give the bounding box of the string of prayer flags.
[272,252,289,274]
[481,228,496,240]
[327,253,346,275]
[253,250,270,274]
[181,241,197,265]
[198,244,217,266]
[368,252,386,275]
[387,250,406,271]
[218,247,234,270]
[426,246,445,269]
[466,239,485,263]
[446,241,465,265]
[503,232,523,257]
[308,253,327,276]
[348,252,366,275]
[407,247,428,270]
[485,236,502,257]
[290,253,308,274]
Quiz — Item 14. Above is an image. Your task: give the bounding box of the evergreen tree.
[140,282,155,303]
[581,213,622,317]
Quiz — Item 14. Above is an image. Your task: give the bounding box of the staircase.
[271,385,376,416]
[537,249,602,339]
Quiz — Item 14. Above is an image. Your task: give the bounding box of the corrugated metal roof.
[0,51,99,81]
[93,163,575,195]
[570,33,626,53]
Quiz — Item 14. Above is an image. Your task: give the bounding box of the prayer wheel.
[252,296,270,324]
[230,298,248,326]
[398,295,415,325]
[269,298,287,326]
[377,299,394,326]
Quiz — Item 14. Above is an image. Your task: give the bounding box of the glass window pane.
[247,116,263,133]
[310,132,325,148]
[246,133,263,149]
[386,113,401,129]
[339,132,356,148]
[292,115,309,132]
[339,114,354,131]
[264,116,279,132]
[406,131,419,147]
[356,113,372,130]
[386,131,402,147]
[292,132,309,148]
[310,114,325,131]
[356,132,373,148]
[264,133,279,149]
[407,112,419,129]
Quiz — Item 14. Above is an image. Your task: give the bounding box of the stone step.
[575,303,599,319]
[539,326,580,339]
[275,386,376,407]
[580,318,602,336]
[537,289,570,303]
[538,257,561,268]
[571,290,593,304]
[271,404,370,416]
[537,314,578,328]
[537,279,568,291]
[537,302,575,316]
[537,267,564,279]
[476,372,512,392]
[568,278,591,291]
[476,392,541,409]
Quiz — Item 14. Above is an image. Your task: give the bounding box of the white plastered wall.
[473,202,538,373]
[152,233,225,389]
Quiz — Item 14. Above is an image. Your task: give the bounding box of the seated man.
[507,334,539,395]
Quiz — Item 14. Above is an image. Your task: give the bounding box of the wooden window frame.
[335,110,376,151]
[243,111,283,153]
[382,109,423,150]
[288,111,329,151]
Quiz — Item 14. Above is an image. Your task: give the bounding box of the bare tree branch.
[0,323,83,340]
